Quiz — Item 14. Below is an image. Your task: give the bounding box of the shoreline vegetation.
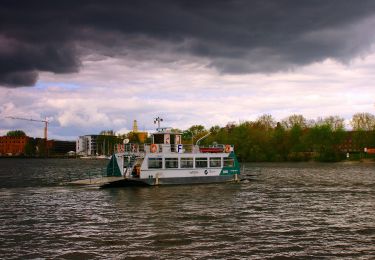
[187,113,375,163]
[3,113,375,163]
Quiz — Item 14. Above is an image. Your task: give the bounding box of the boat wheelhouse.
[105,127,240,186]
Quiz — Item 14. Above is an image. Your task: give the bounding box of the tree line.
[99,112,375,162]
[6,112,375,161]
[183,113,375,162]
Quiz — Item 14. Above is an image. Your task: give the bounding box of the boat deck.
[67,176,150,188]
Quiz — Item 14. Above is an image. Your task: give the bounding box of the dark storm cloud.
[1,0,375,87]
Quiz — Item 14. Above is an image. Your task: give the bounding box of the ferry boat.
[103,126,241,186]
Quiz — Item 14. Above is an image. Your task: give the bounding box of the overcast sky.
[1,0,375,140]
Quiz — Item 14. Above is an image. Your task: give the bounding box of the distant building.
[338,131,373,152]
[0,136,28,156]
[76,135,99,156]
[76,134,118,156]
[50,140,76,155]
[131,119,148,143]
[0,135,76,157]
[133,120,139,132]
[339,133,358,152]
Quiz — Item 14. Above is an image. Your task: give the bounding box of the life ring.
[224,145,231,153]
[150,144,158,153]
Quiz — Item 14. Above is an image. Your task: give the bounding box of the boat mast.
[154,116,163,129]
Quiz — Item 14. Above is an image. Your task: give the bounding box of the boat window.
[209,157,221,168]
[148,158,162,169]
[123,156,130,167]
[223,158,234,167]
[195,157,208,168]
[153,134,164,144]
[180,158,193,168]
[165,158,178,168]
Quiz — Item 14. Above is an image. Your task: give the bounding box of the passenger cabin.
[152,127,181,145]
[150,127,182,153]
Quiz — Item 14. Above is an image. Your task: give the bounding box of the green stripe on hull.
[220,151,240,175]
[106,156,122,177]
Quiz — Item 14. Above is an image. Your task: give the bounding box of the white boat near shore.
[101,126,241,187]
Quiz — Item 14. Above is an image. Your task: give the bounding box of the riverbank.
[245,159,375,167]
[345,158,375,164]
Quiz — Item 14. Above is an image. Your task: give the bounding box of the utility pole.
[6,116,49,157]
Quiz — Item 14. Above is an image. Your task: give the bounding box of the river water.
[0,159,374,259]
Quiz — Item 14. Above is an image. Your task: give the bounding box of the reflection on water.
[0,159,374,259]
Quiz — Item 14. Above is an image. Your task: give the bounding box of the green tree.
[209,125,221,135]
[271,122,288,161]
[350,113,375,155]
[6,130,26,137]
[320,115,345,130]
[24,138,36,156]
[306,124,346,162]
[231,122,252,161]
[180,112,375,162]
[256,114,276,130]
[188,125,206,135]
[286,124,310,161]
[35,138,47,157]
[282,114,307,129]
[187,125,207,144]
[205,126,229,147]
[182,130,193,144]
[351,113,375,131]
[99,130,116,136]
[97,135,123,155]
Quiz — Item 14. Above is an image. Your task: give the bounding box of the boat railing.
[115,143,146,154]
[115,143,232,154]
[144,143,198,154]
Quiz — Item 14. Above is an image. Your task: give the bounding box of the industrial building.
[0,136,29,156]
[0,135,75,157]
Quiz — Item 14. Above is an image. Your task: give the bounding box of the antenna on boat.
[154,116,163,129]
[196,132,211,146]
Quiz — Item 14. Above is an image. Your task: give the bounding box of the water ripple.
[0,160,374,259]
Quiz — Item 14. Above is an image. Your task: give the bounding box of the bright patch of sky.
[1,51,375,140]
[35,82,81,90]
